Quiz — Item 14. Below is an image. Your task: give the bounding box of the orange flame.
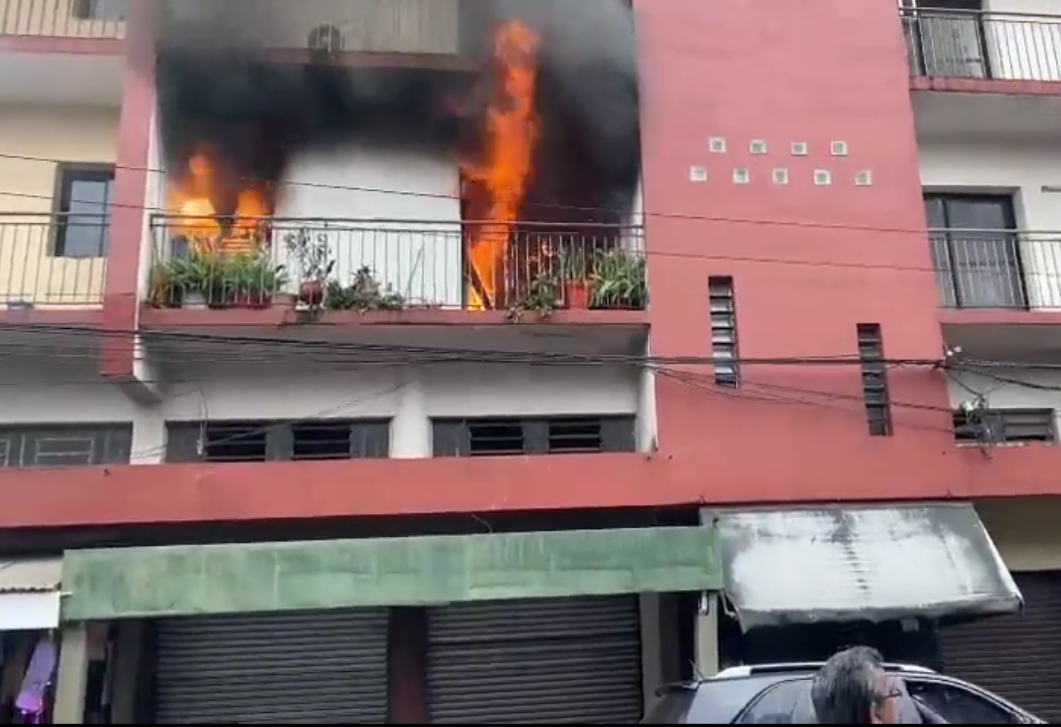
[463,20,540,310]
[167,152,270,255]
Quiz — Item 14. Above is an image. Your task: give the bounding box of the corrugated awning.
[0,558,63,630]
[707,502,1022,631]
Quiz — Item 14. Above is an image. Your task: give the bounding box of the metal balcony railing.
[147,217,647,313]
[903,7,1061,82]
[0,212,108,307]
[0,0,126,39]
[929,229,1032,309]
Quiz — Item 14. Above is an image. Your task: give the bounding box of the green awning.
[61,526,720,620]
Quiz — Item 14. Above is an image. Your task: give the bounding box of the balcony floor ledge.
[911,76,1061,97]
[0,36,121,55]
[139,305,648,329]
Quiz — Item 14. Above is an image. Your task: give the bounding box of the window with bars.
[953,409,1055,444]
[857,324,892,437]
[432,416,635,457]
[0,425,131,468]
[709,276,740,387]
[165,420,390,463]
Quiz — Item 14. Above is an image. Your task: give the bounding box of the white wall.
[274,144,463,307]
[0,362,639,464]
[919,138,1061,309]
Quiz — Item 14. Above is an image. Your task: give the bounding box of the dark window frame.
[431,416,636,457]
[53,163,115,259]
[71,0,128,21]
[924,192,1027,309]
[165,419,391,463]
[0,424,131,468]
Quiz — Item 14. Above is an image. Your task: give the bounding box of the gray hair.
[810,646,885,724]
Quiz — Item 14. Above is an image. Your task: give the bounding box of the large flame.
[463,20,540,310]
[167,153,270,255]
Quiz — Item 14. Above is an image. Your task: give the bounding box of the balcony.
[0,0,125,40]
[930,228,1061,358]
[0,212,107,311]
[140,217,648,354]
[903,7,1061,137]
[904,8,1061,84]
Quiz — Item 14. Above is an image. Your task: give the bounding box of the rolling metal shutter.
[940,571,1061,723]
[427,595,643,724]
[153,608,389,724]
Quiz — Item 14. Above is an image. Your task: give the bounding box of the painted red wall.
[635,0,965,499]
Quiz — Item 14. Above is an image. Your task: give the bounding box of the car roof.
[713,662,936,680]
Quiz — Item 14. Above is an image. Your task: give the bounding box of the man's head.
[810,646,901,724]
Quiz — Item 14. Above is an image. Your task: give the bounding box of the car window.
[906,680,1021,724]
[736,679,809,724]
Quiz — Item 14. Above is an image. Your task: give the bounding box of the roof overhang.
[0,558,63,630]
[705,502,1022,631]
[61,526,722,620]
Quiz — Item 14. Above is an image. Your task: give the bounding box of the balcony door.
[925,194,1026,309]
[910,0,990,78]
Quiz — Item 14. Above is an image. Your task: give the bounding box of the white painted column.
[390,369,431,458]
[636,338,658,453]
[695,593,721,677]
[129,406,166,465]
[53,625,89,724]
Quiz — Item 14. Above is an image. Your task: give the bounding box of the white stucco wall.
[918,138,1061,309]
[0,362,639,464]
[273,143,463,307]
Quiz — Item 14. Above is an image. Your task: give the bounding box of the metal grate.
[203,423,268,462]
[548,418,603,453]
[857,324,892,437]
[953,409,1055,444]
[709,277,739,388]
[468,419,526,456]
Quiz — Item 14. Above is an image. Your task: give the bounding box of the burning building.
[153,0,642,310]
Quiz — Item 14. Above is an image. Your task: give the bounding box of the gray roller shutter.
[154,608,389,724]
[427,596,643,724]
[941,571,1061,723]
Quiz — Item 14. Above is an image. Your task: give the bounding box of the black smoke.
[153,0,641,223]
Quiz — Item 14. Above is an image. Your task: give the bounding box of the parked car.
[641,662,1045,724]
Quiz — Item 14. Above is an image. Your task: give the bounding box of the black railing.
[147,217,647,313]
[903,7,1061,81]
[929,229,1030,309]
[0,212,108,307]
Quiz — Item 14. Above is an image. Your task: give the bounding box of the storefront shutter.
[940,571,1061,723]
[153,608,389,724]
[427,595,643,724]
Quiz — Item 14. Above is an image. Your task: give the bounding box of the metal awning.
[0,558,63,630]
[706,502,1022,631]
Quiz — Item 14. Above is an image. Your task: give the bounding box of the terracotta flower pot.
[564,280,594,310]
[298,279,325,306]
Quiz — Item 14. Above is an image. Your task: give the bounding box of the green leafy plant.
[325,266,405,312]
[589,248,647,310]
[506,271,560,321]
[149,251,287,308]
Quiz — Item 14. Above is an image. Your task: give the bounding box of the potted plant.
[506,271,560,321]
[590,248,647,310]
[325,266,406,312]
[559,247,593,310]
[284,228,334,307]
[168,251,218,309]
[225,254,288,309]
